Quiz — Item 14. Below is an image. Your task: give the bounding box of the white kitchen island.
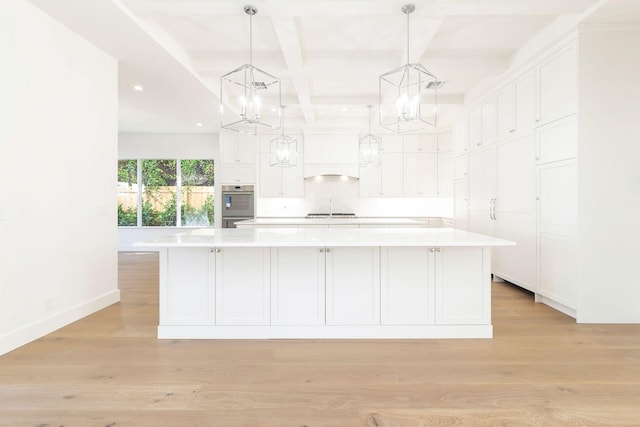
[138,228,514,339]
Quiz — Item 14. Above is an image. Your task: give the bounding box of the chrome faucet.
[329,195,333,219]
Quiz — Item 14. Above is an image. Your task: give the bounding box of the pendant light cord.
[406,8,410,64]
[249,13,253,67]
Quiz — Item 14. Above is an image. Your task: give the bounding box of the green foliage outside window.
[118,158,214,227]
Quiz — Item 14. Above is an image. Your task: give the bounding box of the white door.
[380,152,403,196]
[453,180,468,230]
[163,248,215,325]
[215,247,270,325]
[515,70,537,134]
[493,135,537,290]
[467,147,495,237]
[271,247,325,325]
[326,247,380,325]
[259,153,283,196]
[496,84,516,140]
[538,42,577,125]
[468,106,482,149]
[537,160,578,309]
[359,164,381,196]
[435,247,489,325]
[381,247,435,325]
[453,116,469,156]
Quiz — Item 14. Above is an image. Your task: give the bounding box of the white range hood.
[303,164,359,179]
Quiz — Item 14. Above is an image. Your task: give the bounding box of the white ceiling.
[27,0,628,134]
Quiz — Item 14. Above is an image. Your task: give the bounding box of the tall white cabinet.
[452,37,578,313]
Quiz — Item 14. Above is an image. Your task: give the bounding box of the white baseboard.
[0,290,120,356]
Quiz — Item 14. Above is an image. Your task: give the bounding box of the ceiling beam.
[125,0,601,18]
[270,16,316,124]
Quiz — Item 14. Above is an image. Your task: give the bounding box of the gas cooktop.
[306,213,356,218]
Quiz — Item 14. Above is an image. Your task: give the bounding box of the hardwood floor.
[1,252,640,426]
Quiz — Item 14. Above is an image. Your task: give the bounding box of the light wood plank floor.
[1,252,640,426]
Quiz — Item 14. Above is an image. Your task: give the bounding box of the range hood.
[303,164,359,179]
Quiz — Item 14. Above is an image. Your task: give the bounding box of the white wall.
[0,0,119,355]
[118,133,219,250]
[577,25,640,323]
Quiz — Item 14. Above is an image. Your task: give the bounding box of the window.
[181,160,215,226]
[117,159,215,227]
[142,159,177,226]
[117,160,138,226]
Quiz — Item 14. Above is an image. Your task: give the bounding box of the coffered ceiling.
[28,0,617,133]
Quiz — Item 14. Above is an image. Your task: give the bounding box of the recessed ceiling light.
[196,122,203,127]
[133,84,144,92]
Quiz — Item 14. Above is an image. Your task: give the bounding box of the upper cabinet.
[453,115,469,156]
[220,132,256,164]
[538,41,577,126]
[497,69,537,140]
[403,134,438,153]
[467,99,496,151]
[219,132,257,184]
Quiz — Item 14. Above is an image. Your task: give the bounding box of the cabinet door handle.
[430,248,436,252]
[436,248,442,252]
[326,248,332,253]
[319,248,325,253]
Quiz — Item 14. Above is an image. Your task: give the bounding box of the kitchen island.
[138,227,514,339]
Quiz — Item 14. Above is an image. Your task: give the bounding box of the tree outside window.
[181,160,215,226]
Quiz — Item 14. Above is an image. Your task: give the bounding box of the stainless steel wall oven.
[221,185,255,228]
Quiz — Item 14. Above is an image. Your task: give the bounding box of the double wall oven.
[221,185,255,228]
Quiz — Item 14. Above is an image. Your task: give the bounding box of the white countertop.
[236,217,424,226]
[136,227,515,248]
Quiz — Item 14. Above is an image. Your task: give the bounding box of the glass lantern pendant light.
[379,4,439,133]
[359,105,381,167]
[269,106,297,167]
[220,5,281,133]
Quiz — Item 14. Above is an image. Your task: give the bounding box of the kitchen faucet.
[329,195,333,219]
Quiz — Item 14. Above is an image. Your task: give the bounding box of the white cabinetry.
[453,180,468,230]
[538,42,577,126]
[537,160,577,312]
[453,115,469,156]
[493,135,537,291]
[219,132,256,184]
[496,70,537,140]
[259,153,304,197]
[360,152,403,197]
[215,247,270,325]
[468,146,496,237]
[404,152,437,196]
[468,100,496,150]
[437,132,454,196]
[467,136,537,292]
[162,248,215,325]
[270,247,325,325]
[435,247,489,325]
[403,134,439,196]
[326,247,380,325]
[381,247,435,325]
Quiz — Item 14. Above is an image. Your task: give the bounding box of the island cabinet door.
[270,247,326,325]
[434,247,490,325]
[215,247,270,325]
[162,248,216,325]
[381,247,435,325]
[326,247,380,325]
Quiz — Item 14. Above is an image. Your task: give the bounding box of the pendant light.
[220,5,281,133]
[379,4,440,133]
[359,105,381,167]
[269,106,297,167]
